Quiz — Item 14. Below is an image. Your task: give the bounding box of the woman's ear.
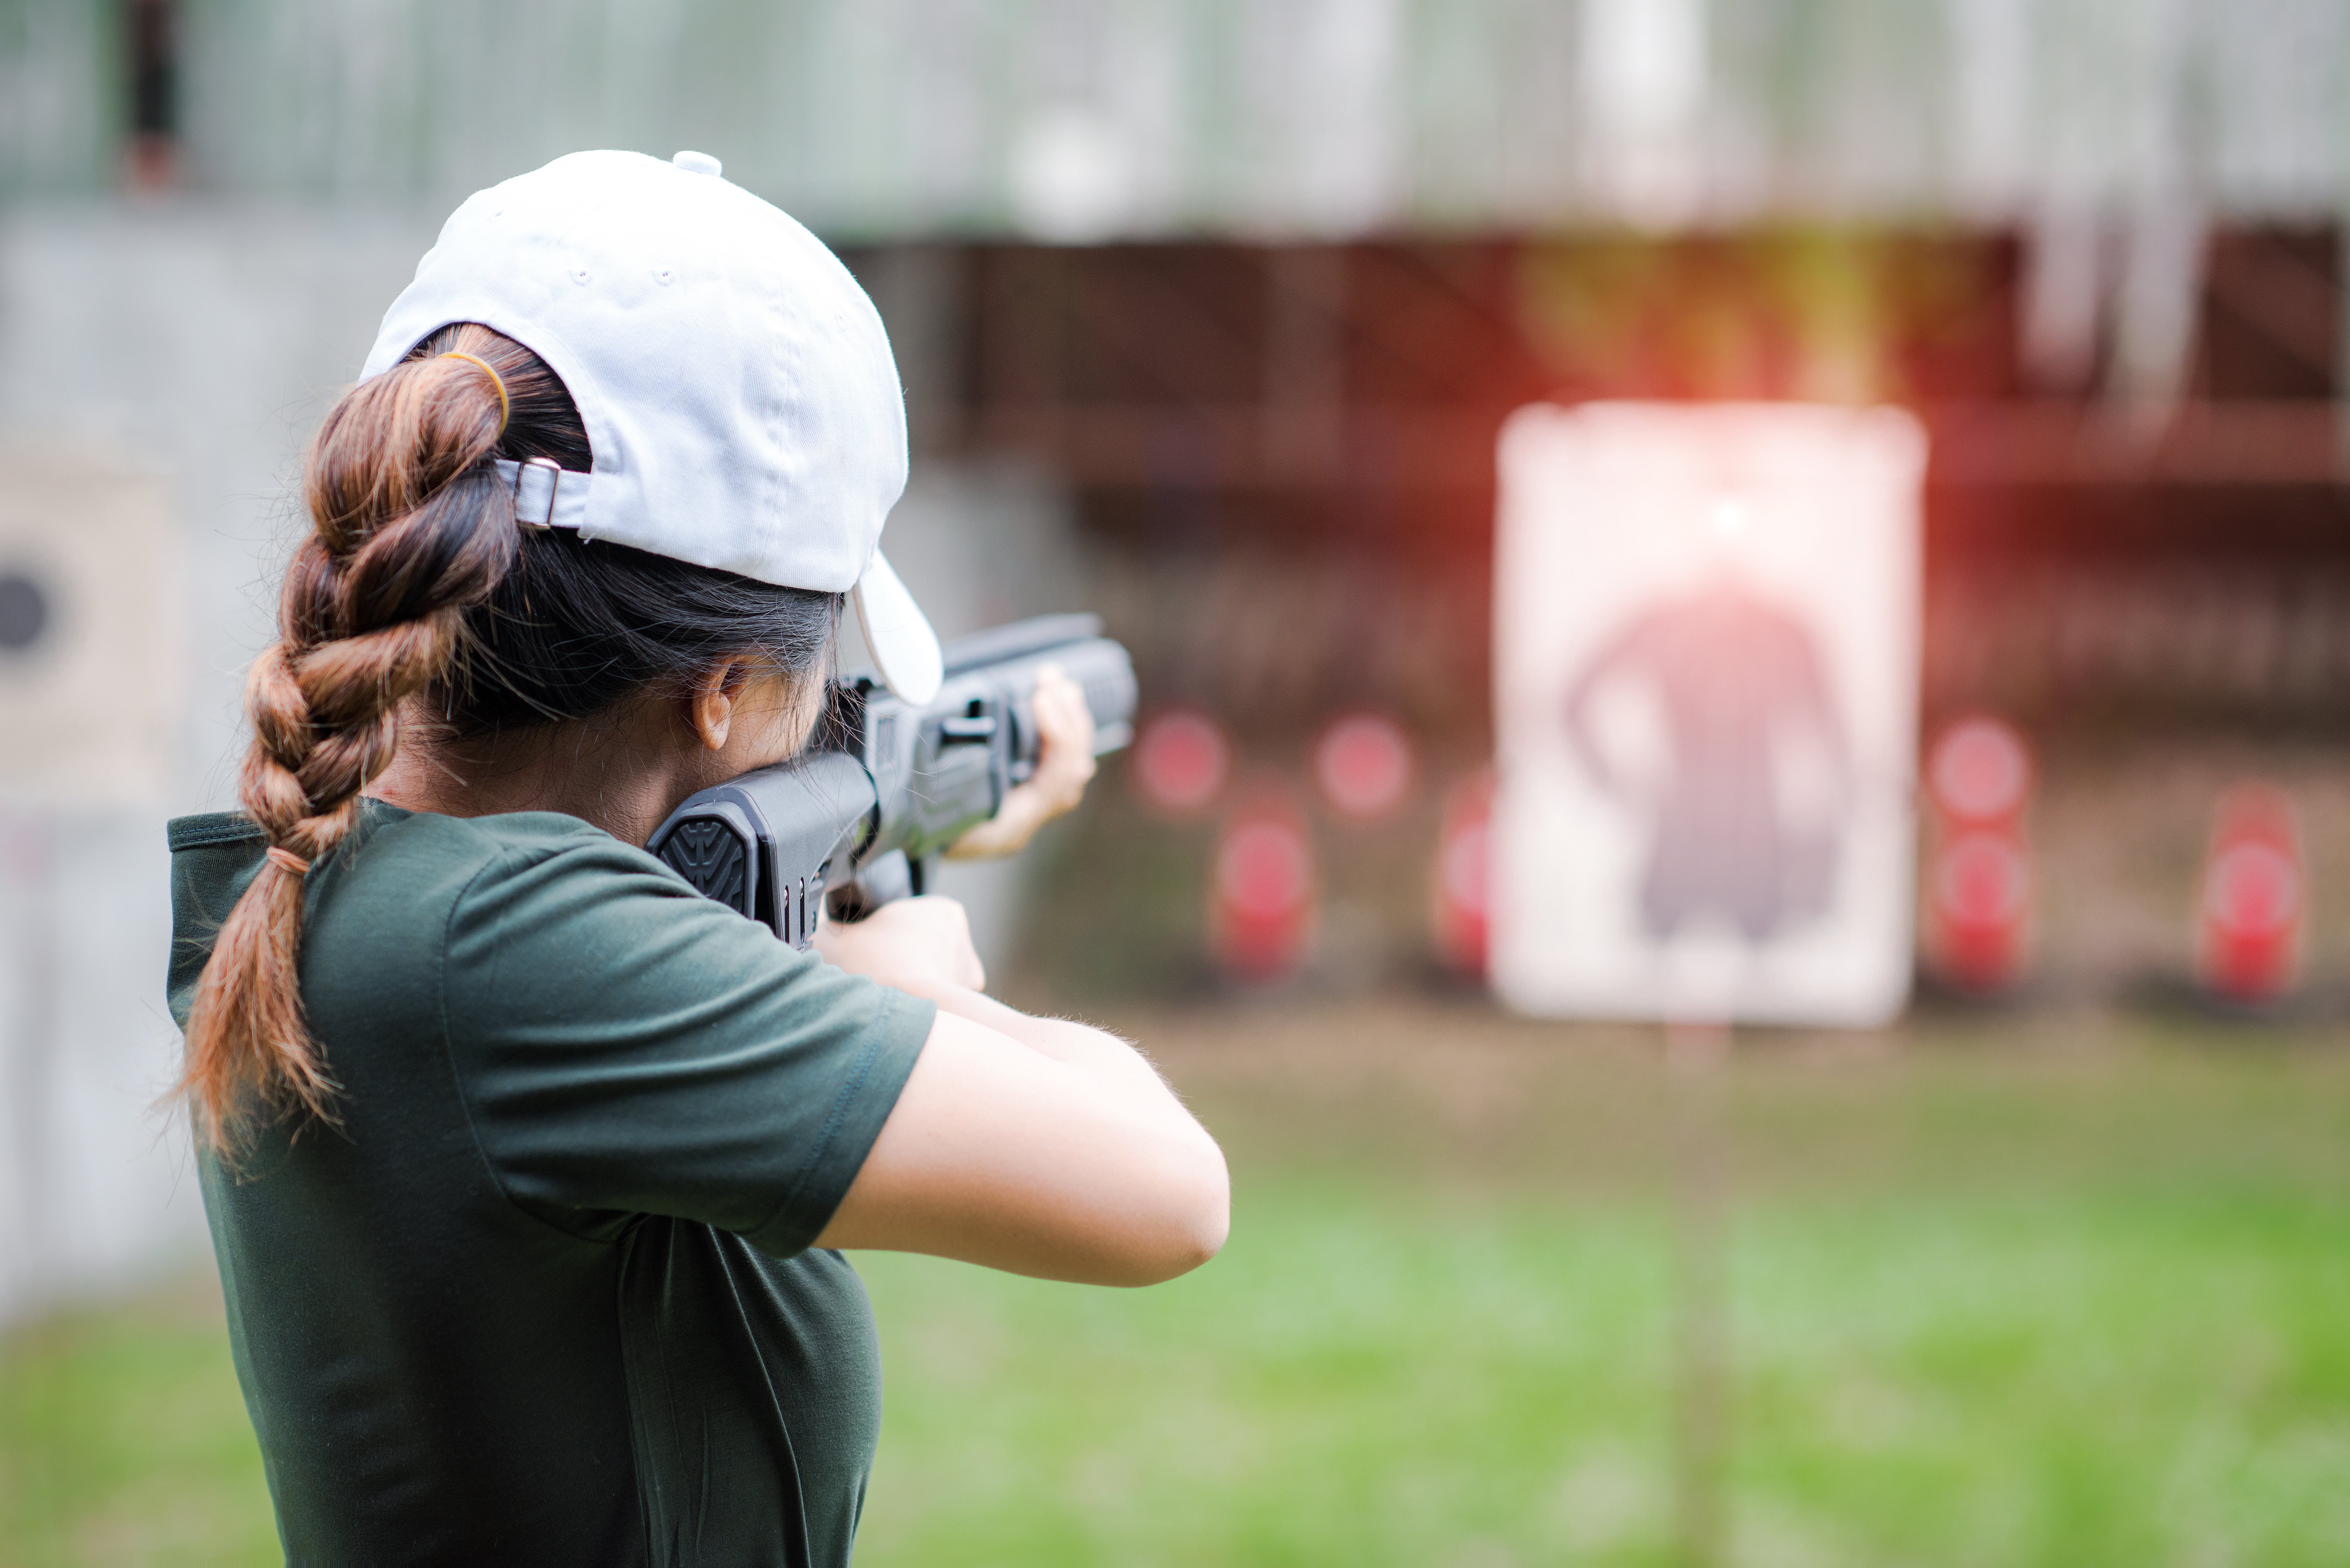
[688,663,736,751]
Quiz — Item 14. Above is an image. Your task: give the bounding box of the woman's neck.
[368,674,815,845]
[367,698,713,847]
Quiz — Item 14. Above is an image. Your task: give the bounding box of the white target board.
[1491,403,1923,1027]
[0,447,180,807]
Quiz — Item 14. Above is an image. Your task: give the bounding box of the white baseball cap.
[359,148,944,703]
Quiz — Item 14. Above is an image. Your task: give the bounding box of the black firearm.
[647,614,1137,948]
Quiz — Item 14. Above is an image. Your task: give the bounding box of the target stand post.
[1665,1015,1732,1568]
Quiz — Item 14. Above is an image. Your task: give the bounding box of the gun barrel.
[939,612,1108,674]
[651,614,1138,946]
[851,624,1135,865]
[994,634,1138,775]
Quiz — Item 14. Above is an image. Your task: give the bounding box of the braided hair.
[180,323,840,1157]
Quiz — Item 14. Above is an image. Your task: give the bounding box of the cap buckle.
[513,456,563,531]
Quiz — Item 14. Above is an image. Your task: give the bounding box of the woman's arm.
[811,898,1229,1286]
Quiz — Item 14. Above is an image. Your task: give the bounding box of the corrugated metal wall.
[8,0,2350,233]
[0,0,121,195]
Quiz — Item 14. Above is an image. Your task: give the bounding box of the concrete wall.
[0,201,1075,1322]
[0,202,436,1323]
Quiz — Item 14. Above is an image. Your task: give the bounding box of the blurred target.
[1492,404,1923,1025]
[0,573,49,652]
[1131,707,1231,817]
[1431,770,1495,977]
[2197,783,2304,1006]
[1922,715,2035,994]
[1927,716,2031,827]
[1313,711,1415,822]
[1929,830,2030,992]
[1210,787,1314,983]
[0,451,179,805]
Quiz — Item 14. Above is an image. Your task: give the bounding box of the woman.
[164,149,1228,1565]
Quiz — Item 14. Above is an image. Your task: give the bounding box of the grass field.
[7,997,2350,1566]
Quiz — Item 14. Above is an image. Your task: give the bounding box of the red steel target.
[1927,715,2032,827]
[1209,788,1315,983]
[1922,716,2035,993]
[2197,783,2305,1005]
[1431,771,1495,978]
[1929,829,2030,993]
[1313,712,1416,822]
[1131,707,1231,818]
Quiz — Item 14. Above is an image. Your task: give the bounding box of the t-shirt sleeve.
[439,827,935,1258]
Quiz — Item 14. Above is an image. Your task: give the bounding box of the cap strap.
[495,458,592,533]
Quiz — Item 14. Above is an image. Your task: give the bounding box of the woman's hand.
[945,663,1097,860]
[813,895,986,994]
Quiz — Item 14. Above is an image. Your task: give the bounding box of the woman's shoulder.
[412,806,694,898]
[331,801,678,887]
[167,800,646,866]
[166,801,695,960]
[308,806,715,961]
[400,805,646,866]
[360,799,623,852]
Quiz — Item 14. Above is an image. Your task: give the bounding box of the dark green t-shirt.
[165,801,934,1567]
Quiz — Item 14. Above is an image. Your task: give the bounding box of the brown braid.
[179,324,553,1158]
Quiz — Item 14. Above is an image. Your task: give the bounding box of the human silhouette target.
[1563,581,1850,945]
[1490,401,1923,1027]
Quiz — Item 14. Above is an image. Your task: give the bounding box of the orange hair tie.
[439,351,510,433]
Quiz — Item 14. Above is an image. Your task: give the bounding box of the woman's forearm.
[900,980,1198,1128]
[810,896,1214,1154]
